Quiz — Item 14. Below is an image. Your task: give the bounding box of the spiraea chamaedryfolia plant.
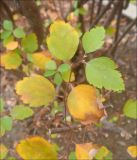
[0,19,126,160]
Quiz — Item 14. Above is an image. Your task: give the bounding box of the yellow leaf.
[0,144,8,159]
[32,51,52,69]
[127,146,137,158]
[67,84,105,123]
[16,136,58,160]
[47,20,79,61]
[5,41,18,50]
[1,51,22,69]
[76,143,99,160]
[16,75,56,107]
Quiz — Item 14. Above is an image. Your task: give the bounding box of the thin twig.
[108,18,137,57]
[91,0,114,28]
[114,0,123,42]
[50,124,85,134]
[97,0,103,15]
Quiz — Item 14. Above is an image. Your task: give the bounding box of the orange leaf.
[127,146,137,158]
[76,143,99,160]
[31,51,51,69]
[5,41,18,50]
[67,84,105,124]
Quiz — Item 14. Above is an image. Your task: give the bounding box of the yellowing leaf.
[1,51,22,69]
[67,84,104,123]
[16,136,58,160]
[5,41,18,50]
[62,71,75,82]
[76,143,99,160]
[127,146,137,158]
[47,20,79,61]
[95,146,112,160]
[0,144,8,159]
[15,75,56,107]
[31,51,52,69]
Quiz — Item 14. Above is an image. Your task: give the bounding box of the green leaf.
[58,63,71,73]
[0,116,13,133]
[95,146,112,160]
[21,33,38,53]
[3,20,13,31]
[46,60,57,70]
[1,30,12,40]
[123,99,137,119]
[44,70,56,77]
[3,35,14,46]
[86,57,125,92]
[73,0,78,9]
[54,73,63,86]
[0,97,5,112]
[13,28,25,38]
[82,26,105,53]
[79,7,87,15]
[10,105,34,120]
[69,152,76,160]
[47,20,79,61]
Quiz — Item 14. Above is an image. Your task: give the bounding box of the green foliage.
[69,152,76,160]
[86,57,125,91]
[0,97,5,112]
[10,105,34,120]
[44,70,56,77]
[3,35,14,46]
[0,19,127,159]
[58,63,71,73]
[82,26,105,53]
[95,146,112,160]
[123,99,137,119]
[13,28,25,38]
[1,30,12,40]
[47,20,79,60]
[46,60,57,70]
[3,20,13,31]
[21,33,38,53]
[54,73,63,86]
[0,116,13,136]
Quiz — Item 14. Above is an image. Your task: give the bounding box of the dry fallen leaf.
[16,136,58,160]
[76,143,99,160]
[127,146,137,158]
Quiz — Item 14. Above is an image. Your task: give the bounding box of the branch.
[49,124,85,134]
